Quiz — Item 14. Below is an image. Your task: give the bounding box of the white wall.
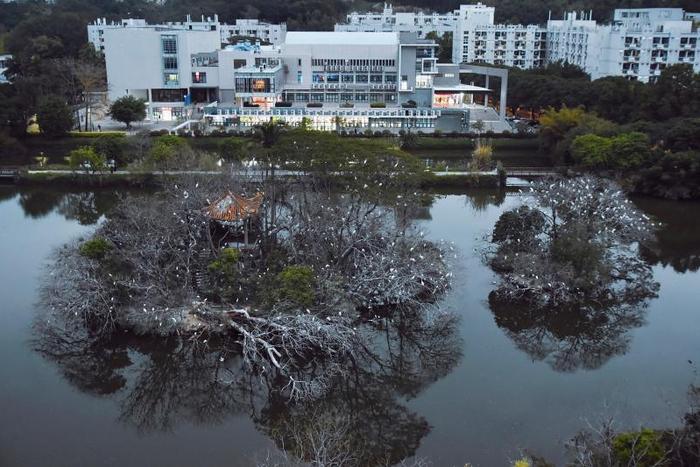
[104,28,220,101]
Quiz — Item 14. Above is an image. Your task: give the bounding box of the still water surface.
[1,186,699,466]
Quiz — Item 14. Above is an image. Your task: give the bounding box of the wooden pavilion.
[204,191,264,245]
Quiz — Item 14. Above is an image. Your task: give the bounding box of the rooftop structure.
[205,192,264,224]
[88,15,286,54]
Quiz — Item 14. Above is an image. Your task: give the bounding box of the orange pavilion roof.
[205,192,264,223]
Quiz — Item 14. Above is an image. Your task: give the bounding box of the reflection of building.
[102,23,509,131]
[0,54,11,84]
[336,4,700,82]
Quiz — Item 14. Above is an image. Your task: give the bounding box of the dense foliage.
[36,95,74,137]
[108,95,146,129]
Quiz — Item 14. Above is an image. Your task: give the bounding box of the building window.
[297,71,303,83]
[164,73,179,86]
[233,59,246,69]
[192,71,207,84]
[161,35,177,54]
[163,56,178,70]
[235,77,273,93]
[151,88,186,102]
[298,58,302,66]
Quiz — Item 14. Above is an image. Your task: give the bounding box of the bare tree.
[487,176,659,310]
[41,173,454,403]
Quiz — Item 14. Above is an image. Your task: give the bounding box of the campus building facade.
[101,24,508,132]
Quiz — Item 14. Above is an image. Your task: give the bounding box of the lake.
[1,185,698,466]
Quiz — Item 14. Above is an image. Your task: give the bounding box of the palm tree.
[254,118,284,148]
[253,119,285,248]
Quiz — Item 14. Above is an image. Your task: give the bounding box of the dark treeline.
[507,62,700,123]
[504,62,700,199]
[0,0,345,37]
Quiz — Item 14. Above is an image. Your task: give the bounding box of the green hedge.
[68,131,127,138]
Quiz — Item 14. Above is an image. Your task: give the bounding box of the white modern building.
[220,19,286,45]
[103,25,221,120]
[452,4,547,69]
[88,15,286,54]
[102,24,509,132]
[337,3,700,82]
[337,3,547,69]
[336,3,458,38]
[548,8,699,82]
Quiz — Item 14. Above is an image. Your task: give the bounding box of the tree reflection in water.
[489,293,647,372]
[33,306,462,465]
[635,197,700,273]
[15,187,120,224]
[464,188,506,212]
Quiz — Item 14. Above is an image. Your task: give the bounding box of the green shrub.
[571,132,651,170]
[218,137,246,162]
[92,134,125,163]
[370,102,386,108]
[147,135,187,169]
[207,248,242,302]
[612,428,668,467]
[68,146,106,173]
[79,237,112,260]
[571,133,612,168]
[277,265,315,307]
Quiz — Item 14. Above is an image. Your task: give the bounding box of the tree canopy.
[109,95,146,129]
[37,95,74,138]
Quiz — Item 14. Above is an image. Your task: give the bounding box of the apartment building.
[335,3,457,38]
[336,3,546,69]
[88,15,286,54]
[452,3,547,69]
[337,4,700,82]
[598,8,697,82]
[220,19,286,45]
[545,12,600,74]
